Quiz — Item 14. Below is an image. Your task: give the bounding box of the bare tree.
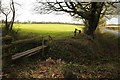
[0,0,16,32]
[0,4,11,31]
[34,0,118,37]
[0,0,1,18]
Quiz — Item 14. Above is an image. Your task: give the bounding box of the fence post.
[41,37,44,57]
[48,35,53,44]
[2,47,12,68]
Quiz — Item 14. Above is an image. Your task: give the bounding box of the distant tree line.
[12,21,83,25]
[1,19,118,26]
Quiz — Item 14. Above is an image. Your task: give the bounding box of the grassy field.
[14,24,84,38]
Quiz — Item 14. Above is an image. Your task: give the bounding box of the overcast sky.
[1,0,119,24]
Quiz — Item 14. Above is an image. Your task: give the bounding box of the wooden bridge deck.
[12,45,47,60]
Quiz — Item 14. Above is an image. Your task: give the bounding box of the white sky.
[1,0,119,24]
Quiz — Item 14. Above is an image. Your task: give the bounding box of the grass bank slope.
[3,32,119,79]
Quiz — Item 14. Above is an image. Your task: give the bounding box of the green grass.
[14,24,84,38]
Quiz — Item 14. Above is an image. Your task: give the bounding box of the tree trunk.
[10,0,15,30]
[85,2,104,38]
[85,2,97,37]
[5,15,9,31]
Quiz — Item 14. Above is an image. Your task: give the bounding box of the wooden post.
[48,35,52,44]
[3,50,12,68]
[78,30,81,34]
[42,37,44,57]
[2,38,12,67]
[74,28,77,36]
